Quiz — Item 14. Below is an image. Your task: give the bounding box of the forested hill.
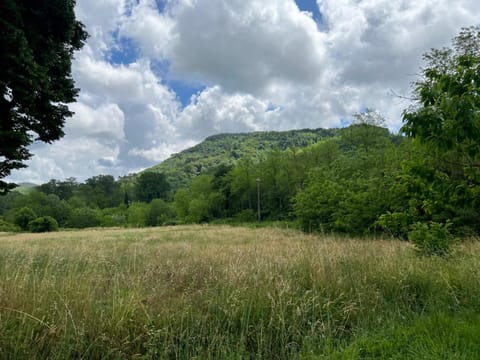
[145,128,339,190]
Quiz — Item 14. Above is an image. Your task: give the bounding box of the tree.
[6,190,71,226]
[402,26,480,157]
[256,150,294,219]
[401,26,480,235]
[82,175,121,209]
[135,172,170,203]
[146,199,173,226]
[68,208,101,229]
[294,126,406,235]
[342,109,390,151]
[227,156,258,213]
[171,175,226,223]
[12,207,36,230]
[37,177,78,200]
[28,216,58,233]
[126,203,149,228]
[0,0,87,193]
[173,188,191,222]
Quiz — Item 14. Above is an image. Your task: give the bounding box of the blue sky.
[7,0,479,184]
[109,33,139,65]
[295,0,323,23]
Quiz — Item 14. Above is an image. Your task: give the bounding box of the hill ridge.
[146,127,339,190]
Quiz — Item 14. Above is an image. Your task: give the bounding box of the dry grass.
[1,225,480,358]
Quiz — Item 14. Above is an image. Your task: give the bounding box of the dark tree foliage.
[0,0,87,193]
[135,172,171,203]
[82,175,121,209]
[12,206,36,230]
[37,177,78,200]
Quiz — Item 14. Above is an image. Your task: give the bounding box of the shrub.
[28,216,59,233]
[0,218,19,232]
[101,213,127,227]
[376,211,409,238]
[68,208,102,228]
[408,222,451,256]
[187,198,210,223]
[126,203,149,227]
[100,206,127,227]
[13,207,37,230]
[233,209,256,223]
[146,199,173,226]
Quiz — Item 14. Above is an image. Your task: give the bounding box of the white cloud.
[74,0,127,55]
[7,0,480,184]
[67,102,125,141]
[13,156,66,185]
[158,0,327,94]
[73,55,178,106]
[177,86,270,140]
[119,0,345,140]
[16,138,122,183]
[319,0,479,89]
[120,0,174,59]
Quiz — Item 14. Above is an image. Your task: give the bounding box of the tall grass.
[1,226,480,358]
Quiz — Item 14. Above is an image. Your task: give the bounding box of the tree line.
[1,26,479,254]
[0,119,473,236]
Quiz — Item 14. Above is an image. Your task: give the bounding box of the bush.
[68,208,102,228]
[28,216,59,233]
[100,206,127,227]
[13,207,37,230]
[408,222,451,256]
[187,198,210,223]
[0,218,19,232]
[233,209,257,223]
[101,213,127,227]
[126,203,148,227]
[376,211,409,239]
[146,199,173,226]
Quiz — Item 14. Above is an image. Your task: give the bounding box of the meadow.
[1,225,480,359]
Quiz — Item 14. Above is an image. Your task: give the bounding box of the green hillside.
[12,182,37,194]
[145,128,338,190]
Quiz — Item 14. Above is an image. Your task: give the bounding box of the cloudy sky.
[8,0,480,184]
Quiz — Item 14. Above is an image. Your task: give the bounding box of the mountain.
[145,128,339,190]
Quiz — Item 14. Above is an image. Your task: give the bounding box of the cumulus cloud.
[177,86,270,139]
[165,0,327,95]
[6,0,480,184]
[120,0,174,59]
[17,138,122,183]
[320,0,479,87]
[74,0,127,55]
[73,55,178,106]
[66,102,125,141]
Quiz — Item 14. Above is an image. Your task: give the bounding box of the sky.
[7,0,480,184]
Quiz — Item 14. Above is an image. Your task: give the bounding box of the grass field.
[1,225,480,359]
